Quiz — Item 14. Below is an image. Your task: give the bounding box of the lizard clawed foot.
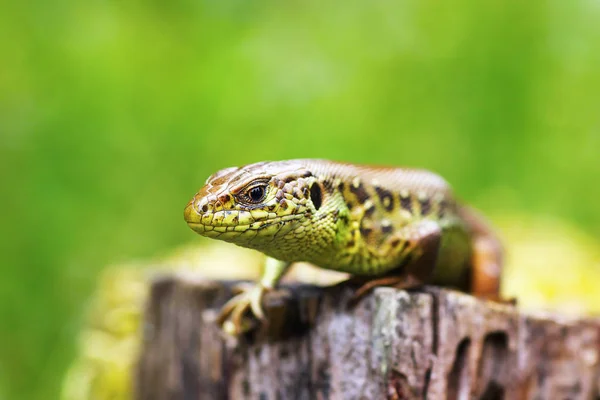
[348,275,422,307]
[217,284,269,335]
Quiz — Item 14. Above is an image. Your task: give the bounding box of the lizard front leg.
[217,257,291,335]
[351,220,442,302]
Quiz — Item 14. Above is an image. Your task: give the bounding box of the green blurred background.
[1,0,600,398]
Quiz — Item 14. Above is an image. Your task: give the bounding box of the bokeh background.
[2,1,600,398]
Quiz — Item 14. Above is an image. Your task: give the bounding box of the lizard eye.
[247,185,266,203]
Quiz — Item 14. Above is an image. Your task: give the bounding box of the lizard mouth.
[186,214,304,243]
[186,213,303,232]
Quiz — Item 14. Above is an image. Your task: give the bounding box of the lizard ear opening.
[310,183,322,210]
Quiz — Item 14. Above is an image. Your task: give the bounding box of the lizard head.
[184,160,343,261]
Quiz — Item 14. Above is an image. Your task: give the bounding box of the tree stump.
[135,275,600,399]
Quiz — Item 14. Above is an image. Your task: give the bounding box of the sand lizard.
[184,159,503,335]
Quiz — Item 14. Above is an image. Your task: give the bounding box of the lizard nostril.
[196,200,210,213]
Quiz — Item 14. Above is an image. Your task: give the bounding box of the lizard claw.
[230,282,255,295]
[217,284,268,335]
[348,275,422,307]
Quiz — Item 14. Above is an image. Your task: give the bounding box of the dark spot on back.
[359,226,373,237]
[301,170,313,178]
[420,197,431,216]
[390,239,407,253]
[350,180,370,204]
[310,183,322,210]
[338,181,345,191]
[322,179,335,194]
[364,203,375,217]
[375,186,394,211]
[283,175,296,183]
[381,224,393,234]
[399,193,413,213]
[347,239,355,248]
[323,179,336,193]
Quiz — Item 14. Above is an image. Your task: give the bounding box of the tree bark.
[135,275,600,399]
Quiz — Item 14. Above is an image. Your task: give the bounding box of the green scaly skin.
[184,159,501,335]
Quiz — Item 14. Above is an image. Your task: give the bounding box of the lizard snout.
[184,190,215,224]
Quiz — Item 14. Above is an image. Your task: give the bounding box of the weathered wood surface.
[135,275,600,399]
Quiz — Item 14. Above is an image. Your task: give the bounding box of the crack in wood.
[475,331,508,399]
[446,338,471,400]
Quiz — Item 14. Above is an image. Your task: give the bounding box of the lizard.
[183,159,503,335]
